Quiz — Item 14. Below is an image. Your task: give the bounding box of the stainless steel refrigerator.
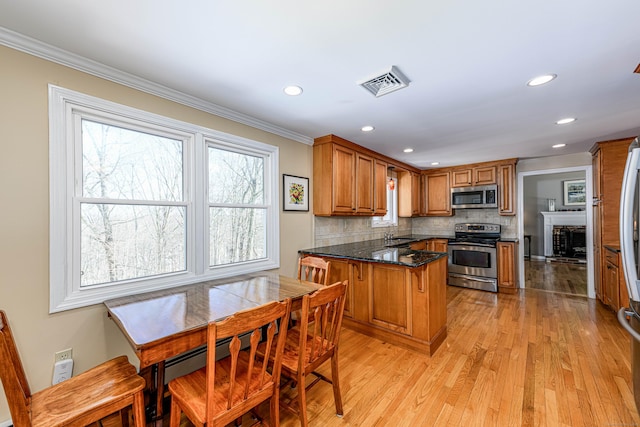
[618,137,640,412]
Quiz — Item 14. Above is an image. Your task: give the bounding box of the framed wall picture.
[283,174,309,211]
[563,179,586,206]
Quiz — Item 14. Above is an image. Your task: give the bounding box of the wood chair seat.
[0,310,146,427]
[168,351,275,421]
[30,356,145,427]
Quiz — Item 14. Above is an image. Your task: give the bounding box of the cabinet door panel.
[497,241,516,292]
[451,169,472,187]
[355,153,374,213]
[498,164,515,215]
[369,265,411,334]
[332,145,356,213]
[374,160,388,215]
[425,172,452,216]
[474,166,497,185]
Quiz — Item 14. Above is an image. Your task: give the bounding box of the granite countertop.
[299,235,449,268]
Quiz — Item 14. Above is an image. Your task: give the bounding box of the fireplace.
[541,211,586,257]
[552,225,586,258]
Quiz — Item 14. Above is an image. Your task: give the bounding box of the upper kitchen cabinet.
[398,170,420,217]
[423,170,452,216]
[313,135,404,216]
[498,161,517,216]
[374,159,388,215]
[451,165,497,188]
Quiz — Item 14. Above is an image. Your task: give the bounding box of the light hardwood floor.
[103,285,639,427]
[525,259,587,296]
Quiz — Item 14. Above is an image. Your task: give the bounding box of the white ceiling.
[2,0,640,168]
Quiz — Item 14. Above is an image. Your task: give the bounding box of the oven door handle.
[449,273,497,283]
[448,242,496,248]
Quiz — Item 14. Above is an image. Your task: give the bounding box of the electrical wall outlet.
[54,348,72,362]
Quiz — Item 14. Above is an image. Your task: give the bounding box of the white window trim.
[49,85,279,312]
[372,177,398,228]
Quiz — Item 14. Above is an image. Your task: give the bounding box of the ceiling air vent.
[358,66,410,97]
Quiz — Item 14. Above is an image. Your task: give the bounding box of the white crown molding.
[0,26,313,145]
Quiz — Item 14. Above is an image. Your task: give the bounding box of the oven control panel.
[454,223,501,234]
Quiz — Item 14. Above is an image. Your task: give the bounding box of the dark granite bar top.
[299,235,449,268]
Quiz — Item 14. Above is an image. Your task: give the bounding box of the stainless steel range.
[448,223,501,292]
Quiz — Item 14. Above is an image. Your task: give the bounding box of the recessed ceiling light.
[552,143,566,148]
[527,74,557,87]
[283,85,303,96]
[361,125,375,132]
[556,118,576,125]
[403,148,414,153]
[431,162,440,166]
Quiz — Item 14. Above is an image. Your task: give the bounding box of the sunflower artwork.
[289,182,304,205]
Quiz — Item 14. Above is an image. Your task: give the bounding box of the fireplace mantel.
[541,211,586,256]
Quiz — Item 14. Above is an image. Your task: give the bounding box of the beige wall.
[0,45,314,422]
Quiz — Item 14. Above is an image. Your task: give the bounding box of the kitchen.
[2,2,640,426]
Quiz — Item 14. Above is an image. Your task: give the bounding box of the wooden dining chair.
[167,298,292,427]
[263,280,348,427]
[0,310,146,427]
[297,256,331,286]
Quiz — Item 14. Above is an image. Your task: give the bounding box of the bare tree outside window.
[208,147,266,266]
[80,120,185,287]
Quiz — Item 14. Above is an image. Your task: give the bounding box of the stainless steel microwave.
[451,184,498,209]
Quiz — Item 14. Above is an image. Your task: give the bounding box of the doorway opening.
[518,167,593,297]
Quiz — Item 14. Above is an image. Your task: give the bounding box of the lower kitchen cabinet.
[427,238,448,253]
[320,255,448,355]
[603,246,629,311]
[369,264,411,334]
[497,241,517,293]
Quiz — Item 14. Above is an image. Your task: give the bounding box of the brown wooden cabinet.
[603,247,629,311]
[374,159,388,215]
[423,171,452,216]
[355,152,375,214]
[427,238,448,253]
[313,135,391,216]
[497,241,517,293]
[409,240,428,251]
[591,137,634,310]
[451,165,497,188]
[398,170,420,217]
[318,254,448,355]
[369,264,412,334]
[498,162,516,216]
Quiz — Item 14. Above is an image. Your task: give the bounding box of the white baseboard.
[0,419,12,427]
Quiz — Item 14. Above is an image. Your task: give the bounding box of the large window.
[49,86,279,312]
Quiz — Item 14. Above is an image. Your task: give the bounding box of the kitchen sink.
[383,237,415,247]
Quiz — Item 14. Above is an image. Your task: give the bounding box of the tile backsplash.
[313,209,516,247]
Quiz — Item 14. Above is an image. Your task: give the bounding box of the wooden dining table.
[104,272,323,425]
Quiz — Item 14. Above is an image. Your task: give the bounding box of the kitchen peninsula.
[300,236,448,355]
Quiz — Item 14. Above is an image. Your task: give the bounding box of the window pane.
[209,207,266,266]
[82,120,183,201]
[81,203,186,287]
[208,147,264,204]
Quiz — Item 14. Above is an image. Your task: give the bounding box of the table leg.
[154,360,166,426]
